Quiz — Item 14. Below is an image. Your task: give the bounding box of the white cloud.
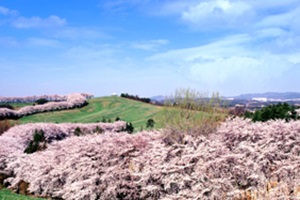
[131,39,169,51]
[0,6,17,15]
[49,27,109,40]
[257,6,300,30]
[12,15,66,29]
[148,34,253,62]
[147,33,297,94]
[180,0,253,30]
[0,37,18,47]
[26,38,61,47]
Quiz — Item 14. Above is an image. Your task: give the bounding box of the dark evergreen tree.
[146,119,155,129]
[35,98,48,105]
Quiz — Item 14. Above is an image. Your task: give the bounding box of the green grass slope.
[0,189,44,200]
[18,96,164,131]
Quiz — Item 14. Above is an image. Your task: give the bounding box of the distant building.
[252,97,267,102]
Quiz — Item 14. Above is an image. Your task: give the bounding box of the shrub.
[0,104,14,110]
[0,93,88,120]
[4,119,300,199]
[24,129,45,154]
[125,122,134,133]
[35,98,48,105]
[74,127,82,136]
[120,93,151,103]
[246,103,299,122]
[146,119,155,129]
[0,120,16,135]
[162,88,227,144]
[94,126,104,134]
[119,122,134,133]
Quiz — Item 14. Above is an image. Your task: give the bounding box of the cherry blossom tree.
[0,93,89,120]
[1,118,300,199]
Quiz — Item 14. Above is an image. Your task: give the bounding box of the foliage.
[18,96,164,131]
[0,93,88,120]
[0,121,126,170]
[246,102,299,122]
[0,104,14,110]
[0,93,93,104]
[120,93,151,104]
[94,126,104,134]
[34,98,48,105]
[119,122,134,133]
[0,120,14,135]
[1,118,300,199]
[24,130,45,154]
[0,188,44,200]
[146,119,155,129]
[162,88,227,144]
[74,127,82,136]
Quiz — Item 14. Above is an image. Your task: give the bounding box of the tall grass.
[162,88,227,144]
[0,120,17,135]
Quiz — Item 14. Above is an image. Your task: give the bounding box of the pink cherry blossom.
[1,118,300,199]
[0,93,89,119]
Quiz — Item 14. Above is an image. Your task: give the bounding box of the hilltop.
[17,96,164,131]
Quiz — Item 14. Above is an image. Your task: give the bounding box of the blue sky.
[0,0,300,97]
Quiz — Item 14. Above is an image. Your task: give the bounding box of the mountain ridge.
[232,92,300,100]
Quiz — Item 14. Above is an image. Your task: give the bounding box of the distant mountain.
[150,95,166,102]
[151,92,300,104]
[233,92,300,100]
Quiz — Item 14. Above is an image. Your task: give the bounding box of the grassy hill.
[17,96,164,131]
[0,188,44,200]
[1,95,228,199]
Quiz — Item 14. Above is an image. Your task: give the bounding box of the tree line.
[244,102,300,122]
[120,93,151,104]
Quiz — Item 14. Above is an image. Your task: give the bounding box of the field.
[0,188,44,200]
[1,96,165,199]
[17,96,164,131]
[2,95,300,199]
[0,102,32,111]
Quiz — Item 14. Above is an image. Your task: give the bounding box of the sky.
[0,0,300,97]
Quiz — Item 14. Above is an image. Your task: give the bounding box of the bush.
[24,129,45,154]
[125,122,134,133]
[35,98,49,105]
[120,93,151,103]
[162,88,227,144]
[74,127,82,136]
[0,120,15,135]
[0,104,14,110]
[118,122,134,134]
[247,103,299,122]
[94,126,104,134]
[146,119,155,129]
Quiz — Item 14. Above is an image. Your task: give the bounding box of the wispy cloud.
[1,1,299,96]
[131,39,169,51]
[26,37,61,47]
[0,6,17,16]
[12,15,66,29]
[181,0,253,30]
[148,33,299,94]
[0,37,18,47]
[49,27,109,40]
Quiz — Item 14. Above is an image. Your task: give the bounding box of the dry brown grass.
[233,181,300,200]
[162,88,228,144]
[0,120,17,135]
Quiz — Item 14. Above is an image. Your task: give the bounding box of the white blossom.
[1,118,300,199]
